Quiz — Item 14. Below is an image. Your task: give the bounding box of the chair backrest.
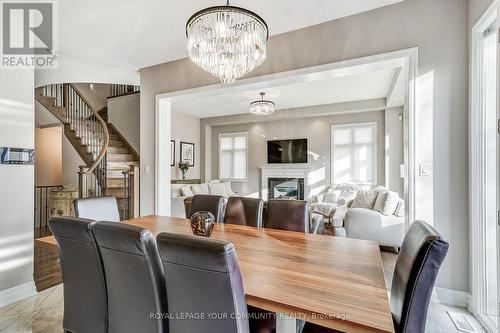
[92,222,167,333]
[264,199,309,233]
[390,220,449,333]
[188,194,226,222]
[224,197,264,228]
[74,196,120,222]
[48,216,107,333]
[157,233,249,333]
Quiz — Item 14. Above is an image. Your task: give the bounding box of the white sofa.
[345,208,405,248]
[310,184,405,248]
[171,180,237,218]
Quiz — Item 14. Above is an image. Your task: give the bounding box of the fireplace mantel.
[259,165,312,201]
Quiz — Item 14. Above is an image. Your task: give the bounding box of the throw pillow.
[191,183,209,195]
[312,193,325,203]
[311,202,336,217]
[336,183,359,203]
[351,190,378,209]
[373,190,388,213]
[171,184,185,198]
[208,183,227,196]
[323,192,337,204]
[381,191,400,216]
[180,185,194,197]
[394,199,405,217]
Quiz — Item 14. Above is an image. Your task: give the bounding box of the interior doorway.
[155,48,419,228]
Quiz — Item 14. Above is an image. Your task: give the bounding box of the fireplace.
[268,178,305,200]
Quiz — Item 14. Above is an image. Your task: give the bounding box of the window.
[331,122,377,185]
[218,132,248,181]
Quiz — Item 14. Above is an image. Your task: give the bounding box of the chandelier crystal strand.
[250,92,275,115]
[186,3,268,84]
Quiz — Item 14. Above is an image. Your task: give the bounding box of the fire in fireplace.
[268,178,305,200]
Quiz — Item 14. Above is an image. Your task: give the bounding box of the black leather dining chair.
[188,194,226,222]
[92,221,168,333]
[224,197,264,228]
[302,220,449,333]
[74,196,120,222]
[264,199,309,233]
[48,216,107,333]
[390,220,448,333]
[156,232,249,333]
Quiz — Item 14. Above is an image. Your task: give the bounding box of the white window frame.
[330,122,378,186]
[218,132,249,182]
[470,2,499,332]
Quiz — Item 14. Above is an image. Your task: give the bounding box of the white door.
[483,23,498,330]
[497,4,500,330]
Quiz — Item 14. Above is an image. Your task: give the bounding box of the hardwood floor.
[34,227,61,292]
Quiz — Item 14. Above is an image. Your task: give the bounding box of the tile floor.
[0,284,63,333]
[0,253,488,332]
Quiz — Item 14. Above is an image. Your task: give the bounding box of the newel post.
[128,164,140,218]
[78,165,89,198]
[62,84,69,122]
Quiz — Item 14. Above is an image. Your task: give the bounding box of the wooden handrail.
[68,83,109,174]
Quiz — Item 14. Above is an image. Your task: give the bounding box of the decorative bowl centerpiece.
[190,211,215,237]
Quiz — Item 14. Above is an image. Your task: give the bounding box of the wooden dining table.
[36,215,395,333]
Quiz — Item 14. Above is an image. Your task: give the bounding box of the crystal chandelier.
[186,1,269,84]
[250,92,275,115]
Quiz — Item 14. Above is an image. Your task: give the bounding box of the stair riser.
[104,187,127,198]
[107,170,127,178]
[109,140,126,148]
[107,155,135,162]
[107,147,129,154]
[108,162,136,170]
[107,178,125,187]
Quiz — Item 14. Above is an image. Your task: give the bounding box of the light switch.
[419,163,431,176]
[145,165,150,174]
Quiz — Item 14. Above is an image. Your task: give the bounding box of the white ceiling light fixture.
[186,0,269,84]
[250,92,275,115]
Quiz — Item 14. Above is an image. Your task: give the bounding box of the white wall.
[35,126,62,186]
[35,102,84,186]
[171,111,200,180]
[73,83,108,111]
[140,0,469,292]
[0,69,37,303]
[385,107,404,195]
[108,93,140,153]
[61,135,84,186]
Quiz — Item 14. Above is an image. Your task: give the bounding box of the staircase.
[35,84,140,219]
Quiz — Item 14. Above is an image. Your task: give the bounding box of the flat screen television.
[267,138,308,164]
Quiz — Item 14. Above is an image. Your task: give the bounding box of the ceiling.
[172,66,405,118]
[36,0,403,86]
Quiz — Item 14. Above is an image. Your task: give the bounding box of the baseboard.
[0,281,37,308]
[432,287,471,309]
